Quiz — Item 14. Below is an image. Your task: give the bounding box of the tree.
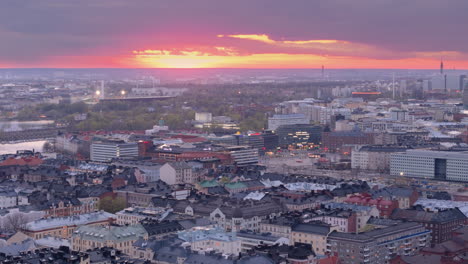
[98,196,127,213]
[4,213,28,232]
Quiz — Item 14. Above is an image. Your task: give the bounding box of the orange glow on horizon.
[132,50,468,69]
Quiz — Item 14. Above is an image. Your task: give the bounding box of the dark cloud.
[0,0,467,65]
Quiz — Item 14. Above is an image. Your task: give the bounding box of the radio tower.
[440,58,444,74]
[321,65,325,79]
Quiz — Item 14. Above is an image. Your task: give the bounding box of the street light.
[121,90,126,96]
[95,90,101,96]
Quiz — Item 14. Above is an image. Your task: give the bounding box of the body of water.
[0,120,54,132]
[0,140,46,155]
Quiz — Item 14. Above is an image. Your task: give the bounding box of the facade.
[268,114,309,131]
[115,207,171,225]
[391,208,466,245]
[44,197,99,218]
[160,161,195,185]
[178,227,241,255]
[351,146,406,172]
[344,193,399,218]
[321,130,374,153]
[21,211,115,239]
[90,141,139,162]
[324,203,380,232]
[275,124,322,148]
[327,222,430,264]
[390,150,468,182]
[225,146,259,166]
[309,210,357,233]
[291,223,337,256]
[71,224,148,255]
[237,231,289,252]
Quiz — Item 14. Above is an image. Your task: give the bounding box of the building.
[90,141,139,162]
[327,222,430,264]
[275,124,322,148]
[262,131,279,151]
[115,207,172,225]
[308,210,357,233]
[351,145,406,172]
[321,130,374,153]
[195,112,213,123]
[225,145,259,166]
[0,189,28,209]
[324,203,380,232]
[71,224,148,254]
[178,227,241,255]
[160,161,195,185]
[260,216,296,239]
[268,114,309,131]
[391,208,466,245]
[21,211,116,239]
[291,223,337,256]
[390,150,468,182]
[370,187,419,209]
[237,231,289,252]
[344,193,399,218]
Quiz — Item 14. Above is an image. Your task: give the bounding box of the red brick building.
[321,131,374,153]
[344,193,398,218]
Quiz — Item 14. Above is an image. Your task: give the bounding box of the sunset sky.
[1,0,468,69]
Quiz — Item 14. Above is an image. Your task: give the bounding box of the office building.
[390,150,468,182]
[322,130,374,152]
[268,114,309,131]
[275,124,322,148]
[327,222,430,264]
[226,145,259,166]
[351,145,406,172]
[90,141,139,162]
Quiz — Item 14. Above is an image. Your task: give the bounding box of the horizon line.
[0,67,466,70]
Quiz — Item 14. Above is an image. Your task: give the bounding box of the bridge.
[99,96,175,103]
[0,128,59,143]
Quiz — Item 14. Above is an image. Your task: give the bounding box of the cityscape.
[1,1,468,264]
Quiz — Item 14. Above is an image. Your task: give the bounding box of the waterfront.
[0,120,54,132]
[0,140,46,155]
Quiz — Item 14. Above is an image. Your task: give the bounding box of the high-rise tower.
[440,59,444,74]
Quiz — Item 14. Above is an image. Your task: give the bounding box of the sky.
[1,0,468,69]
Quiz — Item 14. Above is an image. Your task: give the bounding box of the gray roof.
[328,222,426,243]
[72,224,147,242]
[292,223,331,235]
[24,211,116,231]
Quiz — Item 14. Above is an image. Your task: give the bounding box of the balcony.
[363,247,370,252]
[388,245,396,249]
[419,237,426,241]
[363,258,370,263]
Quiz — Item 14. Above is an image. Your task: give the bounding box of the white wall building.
[390,150,468,181]
[160,162,194,185]
[268,114,309,131]
[90,142,139,162]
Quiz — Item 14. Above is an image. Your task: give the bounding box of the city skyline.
[1,0,468,69]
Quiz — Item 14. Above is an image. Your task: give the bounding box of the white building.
[268,114,309,131]
[236,231,289,252]
[115,207,171,225]
[390,150,468,181]
[352,146,406,172]
[90,141,139,162]
[195,112,213,123]
[226,146,259,166]
[160,161,195,185]
[178,227,241,256]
